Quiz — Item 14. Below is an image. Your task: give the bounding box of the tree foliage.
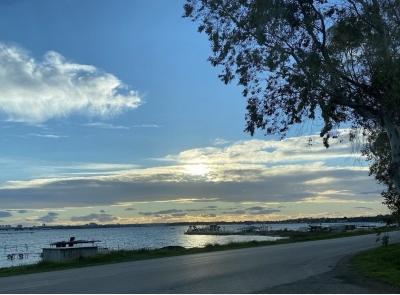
[183,0,400,199]
[363,130,400,212]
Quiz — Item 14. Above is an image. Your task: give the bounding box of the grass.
[0,227,398,279]
[354,240,400,289]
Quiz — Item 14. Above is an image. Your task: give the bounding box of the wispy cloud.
[6,209,26,213]
[155,129,361,164]
[132,124,161,128]
[246,206,264,211]
[83,122,129,129]
[28,133,68,139]
[214,138,230,145]
[0,43,141,123]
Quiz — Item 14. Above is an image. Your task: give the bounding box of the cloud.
[139,209,183,216]
[100,209,105,213]
[359,190,382,195]
[171,213,187,217]
[0,133,384,210]
[249,209,281,215]
[156,130,360,165]
[84,122,129,129]
[18,161,139,178]
[214,138,230,145]
[6,209,29,214]
[156,209,183,214]
[185,208,207,212]
[246,206,264,211]
[33,212,59,223]
[132,124,161,128]
[0,211,12,218]
[222,210,246,215]
[125,208,136,211]
[0,162,381,209]
[199,213,217,218]
[0,43,141,123]
[70,213,118,223]
[27,133,68,139]
[354,206,373,210]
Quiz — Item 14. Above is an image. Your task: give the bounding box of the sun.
[183,164,209,176]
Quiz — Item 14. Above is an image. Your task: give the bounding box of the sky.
[0,0,390,226]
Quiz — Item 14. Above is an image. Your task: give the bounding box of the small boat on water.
[184,224,233,235]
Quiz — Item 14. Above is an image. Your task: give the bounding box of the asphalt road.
[1,231,399,294]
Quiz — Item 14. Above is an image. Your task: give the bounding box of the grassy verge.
[0,227,397,278]
[354,241,400,289]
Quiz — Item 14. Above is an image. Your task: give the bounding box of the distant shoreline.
[0,214,390,231]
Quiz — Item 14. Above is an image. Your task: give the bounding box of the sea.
[0,222,383,269]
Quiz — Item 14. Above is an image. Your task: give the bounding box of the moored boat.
[184,224,233,235]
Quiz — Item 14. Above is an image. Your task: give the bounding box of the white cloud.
[214,138,231,145]
[0,43,141,123]
[132,124,161,128]
[28,133,68,138]
[83,122,129,129]
[155,130,361,165]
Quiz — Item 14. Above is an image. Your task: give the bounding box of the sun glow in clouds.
[183,164,210,176]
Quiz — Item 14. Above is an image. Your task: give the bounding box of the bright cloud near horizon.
[0,0,390,227]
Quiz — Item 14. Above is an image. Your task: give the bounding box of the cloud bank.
[0,133,383,210]
[0,43,141,123]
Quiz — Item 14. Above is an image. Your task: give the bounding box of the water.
[0,222,382,268]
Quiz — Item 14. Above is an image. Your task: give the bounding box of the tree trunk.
[385,120,400,192]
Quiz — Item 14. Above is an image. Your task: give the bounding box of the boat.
[238,224,269,233]
[184,224,233,235]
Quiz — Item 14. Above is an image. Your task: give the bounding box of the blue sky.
[0,0,389,226]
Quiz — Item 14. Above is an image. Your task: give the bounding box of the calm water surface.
[0,222,381,268]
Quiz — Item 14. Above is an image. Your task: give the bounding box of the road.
[1,231,399,293]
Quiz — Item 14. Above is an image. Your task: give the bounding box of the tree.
[183,0,400,193]
[362,130,400,212]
